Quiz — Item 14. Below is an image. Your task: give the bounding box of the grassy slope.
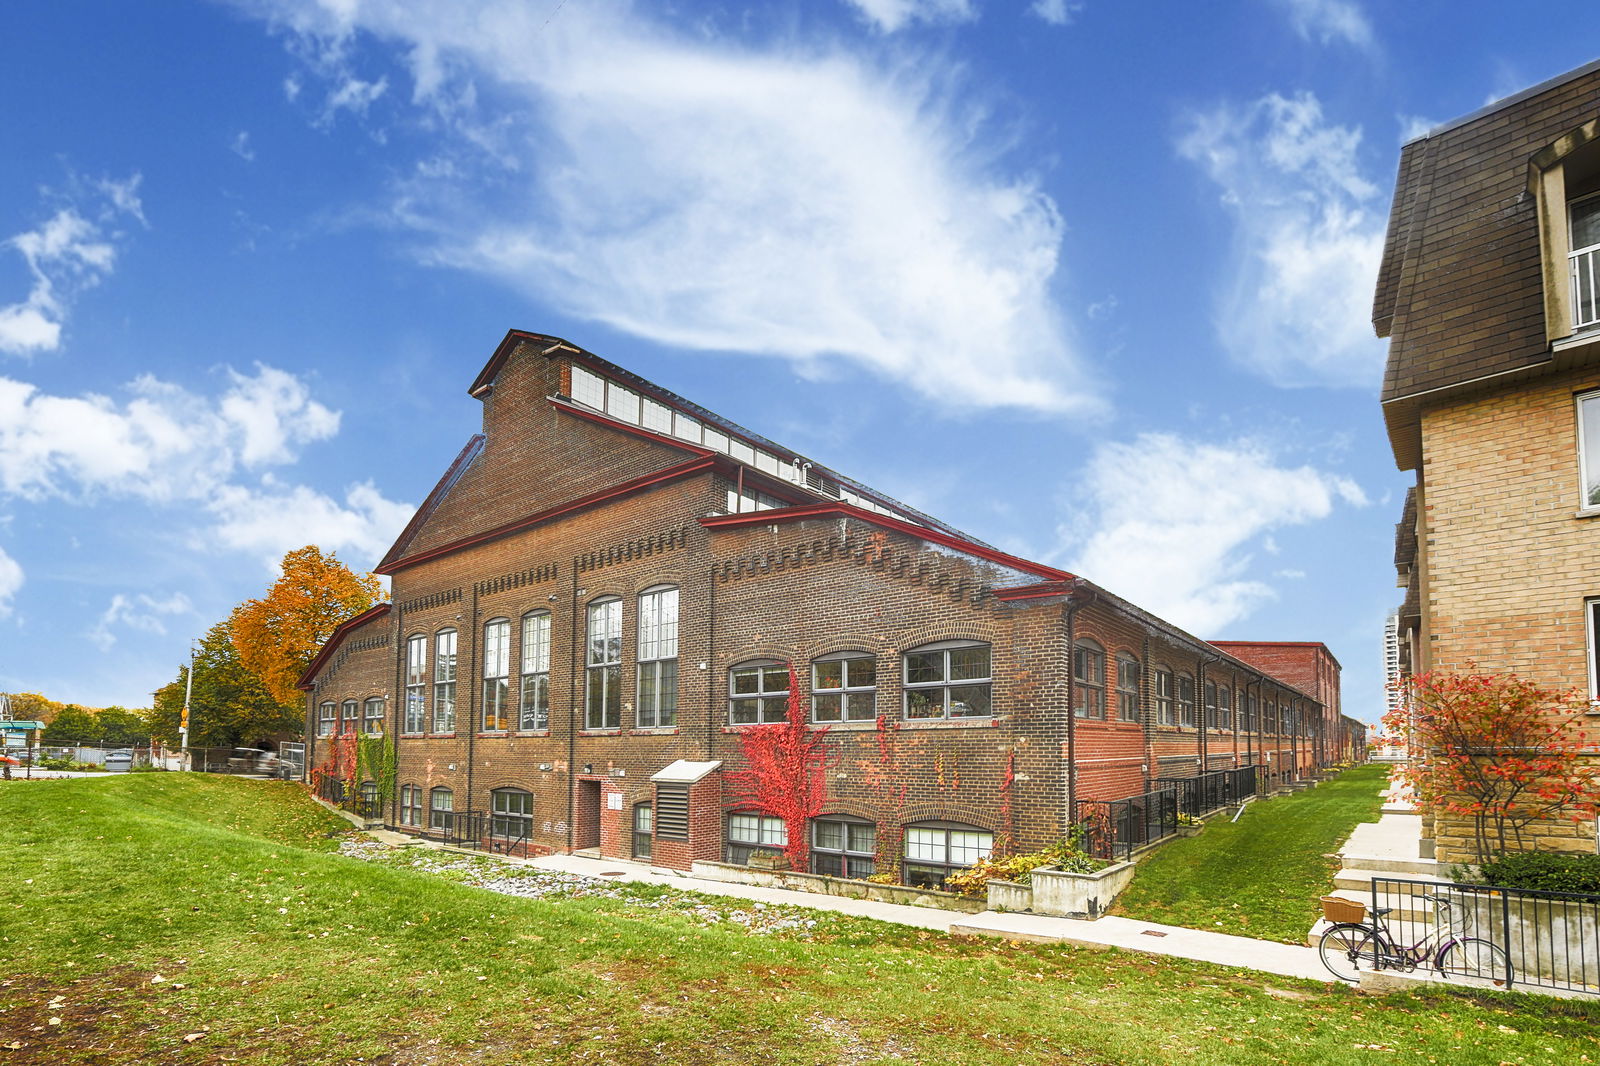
[1113,763,1392,943]
[0,773,1593,1066]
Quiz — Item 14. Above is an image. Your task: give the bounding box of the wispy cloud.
[1029,0,1084,26]
[0,175,144,356]
[230,131,257,161]
[238,0,1101,416]
[89,592,193,651]
[1178,91,1387,388]
[0,365,408,567]
[1061,433,1366,634]
[843,0,978,33]
[0,545,21,621]
[1269,0,1373,49]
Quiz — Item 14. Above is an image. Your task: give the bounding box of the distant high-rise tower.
[1382,609,1402,719]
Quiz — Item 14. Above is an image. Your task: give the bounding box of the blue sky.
[1,1,1595,719]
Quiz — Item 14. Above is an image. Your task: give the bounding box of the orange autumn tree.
[1387,667,1600,863]
[230,546,385,706]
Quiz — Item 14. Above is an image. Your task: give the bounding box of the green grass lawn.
[1113,763,1392,943]
[3,772,1595,1065]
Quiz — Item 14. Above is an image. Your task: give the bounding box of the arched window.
[357,780,379,816]
[399,784,422,827]
[585,598,622,729]
[726,811,787,864]
[363,696,385,735]
[729,660,790,724]
[490,788,532,842]
[404,634,427,733]
[482,618,510,731]
[432,629,457,733]
[1176,672,1195,728]
[520,610,550,731]
[904,641,992,720]
[812,652,876,723]
[1073,640,1105,719]
[428,786,454,831]
[339,699,357,733]
[904,821,993,889]
[637,586,679,728]
[811,816,876,878]
[317,701,336,736]
[1153,669,1174,726]
[632,804,653,860]
[1116,654,1141,723]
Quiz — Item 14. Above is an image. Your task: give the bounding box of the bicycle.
[1317,892,1514,988]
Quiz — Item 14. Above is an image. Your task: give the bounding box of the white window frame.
[812,652,877,723]
[429,787,454,831]
[1578,391,1600,510]
[585,598,622,729]
[637,586,679,728]
[729,660,790,724]
[903,641,993,721]
[317,701,336,736]
[482,617,510,732]
[1073,640,1105,719]
[363,696,385,735]
[404,634,427,733]
[1116,655,1141,723]
[520,610,550,731]
[432,629,457,733]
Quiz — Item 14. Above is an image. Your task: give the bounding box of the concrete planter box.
[986,879,1033,913]
[1176,825,1203,838]
[1468,893,1600,986]
[689,860,986,913]
[1030,861,1137,919]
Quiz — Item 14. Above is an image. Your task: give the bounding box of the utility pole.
[181,640,195,771]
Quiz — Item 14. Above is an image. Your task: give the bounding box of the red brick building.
[1210,641,1365,768]
[301,330,1351,879]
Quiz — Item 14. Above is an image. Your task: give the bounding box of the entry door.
[575,779,602,849]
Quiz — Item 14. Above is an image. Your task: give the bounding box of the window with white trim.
[904,822,993,889]
[585,598,622,729]
[1578,391,1600,509]
[1217,686,1232,731]
[904,641,992,720]
[429,787,454,830]
[520,610,550,731]
[1074,640,1105,719]
[363,697,385,735]
[399,784,422,827]
[482,618,510,732]
[490,788,532,841]
[1154,669,1174,726]
[1587,598,1600,702]
[317,701,336,736]
[432,629,457,733]
[341,699,358,732]
[1116,654,1141,723]
[729,660,790,724]
[726,812,787,865]
[811,816,876,878]
[1176,673,1195,728]
[1203,681,1217,730]
[637,586,678,728]
[632,804,653,860]
[404,634,427,733]
[812,653,876,723]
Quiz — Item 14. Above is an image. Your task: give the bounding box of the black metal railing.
[353,792,382,820]
[434,810,490,849]
[1370,876,1600,995]
[1154,766,1257,817]
[1076,788,1177,861]
[314,775,347,805]
[489,827,531,855]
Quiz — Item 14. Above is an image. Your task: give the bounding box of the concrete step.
[1333,866,1449,893]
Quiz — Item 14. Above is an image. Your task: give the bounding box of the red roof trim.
[378,455,720,575]
[297,603,392,691]
[376,434,486,573]
[699,504,1072,581]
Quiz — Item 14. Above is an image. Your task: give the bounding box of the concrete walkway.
[363,838,1335,983]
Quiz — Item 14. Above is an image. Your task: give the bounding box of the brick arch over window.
[629,572,686,597]
[893,624,1002,650]
[809,799,881,823]
[718,646,798,673]
[896,802,996,831]
[793,631,889,663]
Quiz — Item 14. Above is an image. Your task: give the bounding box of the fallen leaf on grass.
[183,1033,206,1043]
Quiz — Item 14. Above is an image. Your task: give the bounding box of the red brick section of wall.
[301,337,1346,872]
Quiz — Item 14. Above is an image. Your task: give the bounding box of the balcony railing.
[1572,244,1600,331]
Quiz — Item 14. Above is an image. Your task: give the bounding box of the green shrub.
[944,840,1107,897]
[1478,851,1600,895]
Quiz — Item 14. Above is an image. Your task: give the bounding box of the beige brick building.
[1379,60,1600,861]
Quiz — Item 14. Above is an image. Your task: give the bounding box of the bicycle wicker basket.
[1320,896,1366,924]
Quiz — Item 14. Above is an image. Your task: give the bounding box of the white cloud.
[1270,0,1373,49]
[0,545,21,620]
[231,131,257,161]
[843,0,977,33]
[1178,91,1387,388]
[1397,113,1435,143]
[1062,433,1366,634]
[239,0,1101,416]
[0,366,407,568]
[1029,0,1084,26]
[89,592,193,651]
[0,176,144,356]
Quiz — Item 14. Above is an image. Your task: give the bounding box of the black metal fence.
[314,775,347,805]
[1154,766,1258,817]
[1371,876,1600,995]
[436,810,490,849]
[1076,788,1177,860]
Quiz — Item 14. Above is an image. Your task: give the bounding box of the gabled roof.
[376,435,485,573]
[297,603,392,690]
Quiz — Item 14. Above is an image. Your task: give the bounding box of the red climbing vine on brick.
[309,728,359,805]
[726,667,829,871]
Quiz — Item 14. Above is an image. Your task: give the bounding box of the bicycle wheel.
[1319,923,1381,983]
[1437,937,1514,988]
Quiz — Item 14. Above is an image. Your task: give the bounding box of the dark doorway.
[575,779,602,850]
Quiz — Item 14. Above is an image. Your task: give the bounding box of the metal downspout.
[1064,595,1085,831]
[565,559,580,854]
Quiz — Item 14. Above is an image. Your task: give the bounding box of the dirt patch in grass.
[0,967,198,1065]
